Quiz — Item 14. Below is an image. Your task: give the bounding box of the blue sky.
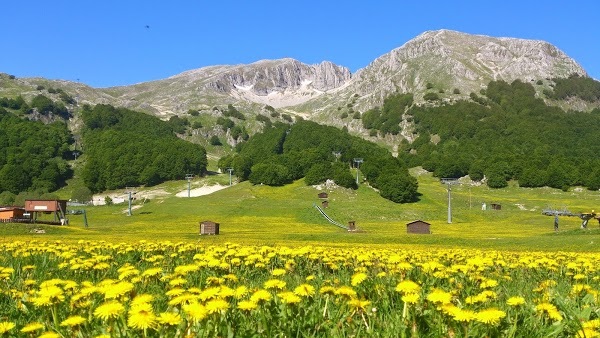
[2,1,598,88]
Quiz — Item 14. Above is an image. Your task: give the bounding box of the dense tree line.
[362,93,413,135]
[403,79,600,190]
[0,107,73,195]
[218,120,418,203]
[81,104,207,192]
[546,74,600,102]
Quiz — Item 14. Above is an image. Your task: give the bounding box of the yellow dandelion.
[132,294,154,306]
[102,281,134,300]
[141,267,163,278]
[335,286,357,298]
[158,312,182,326]
[427,289,452,305]
[577,328,599,338]
[264,279,286,290]
[59,316,86,327]
[94,301,125,320]
[351,272,368,286]
[277,292,301,304]
[38,332,60,338]
[294,284,315,297]
[237,300,258,311]
[475,308,506,326]
[0,321,15,334]
[168,293,198,306]
[536,302,563,321]
[234,286,248,299]
[250,289,272,303]
[219,286,235,298]
[395,280,420,294]
[348,298,371,311]
[199,287,221,301]
[21,322,44,333]
[206,298,229,314]
[319,286,335,295]
[183,302,208,322]
[402,293,420,304]
[272,268,286,276]
[169,277,187,287]
[128,307,156,330]
[506,296,526,306]
[452,308,477,322]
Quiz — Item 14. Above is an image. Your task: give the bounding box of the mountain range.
[0,29,595,136]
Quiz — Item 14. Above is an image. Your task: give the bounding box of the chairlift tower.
[333,151,341,162]
[441,178,459,224]
[125,187,136,216]
[226,168,234,186]
[353,158,364,185]
[185,174,194,198]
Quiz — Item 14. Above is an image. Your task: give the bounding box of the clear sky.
[2,1,598,88]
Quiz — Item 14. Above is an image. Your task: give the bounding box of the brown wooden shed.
[318,192,328,199]
[491,203,502,210]
[406,220,431,234]
[0,207,25,220]
[25,200,67,223]
[200,221,220,235]
[321,200,329,208]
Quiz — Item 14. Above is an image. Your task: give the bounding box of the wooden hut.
[491,203,502,210]
[200,221,220,235]
[0,207,25,221]
[348,221,356,231]
[25,200,68,224]
[321,200,329,208]
[406,220,431,234]
[318,192,328,199]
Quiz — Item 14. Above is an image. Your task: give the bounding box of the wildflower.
[183,302,208,322]
[335,286,357,298]
[60,316,86,327]
[506,296,526,306]
[102,281,134,299]
[128,305,156,330]
[272,268,286,276]
[395,280,420,294]
[250,289,272,303]
[402,293,420,304]
[348,298,371,311]
[427,289,452,305]
[475,308,506,325]
[199,287,221,301]
[278,292,301,304]
[132,294,154,306]
[141,267,163,278]
[264,279,286,290]
[20,322,44,333]
[94,301,125,320]
[38,332,60,338]
[206,298,229,314]
[319,286,335,295]
[158,312,182,326]
[452,308,477,322]
[234,286,248,298]
[0,322,15,334]
[536,302,563,321]
[237,300,258,311]
[576,328,599,338]
[351,272,368,286]
[294,284,315,297]
[168,293,198,306]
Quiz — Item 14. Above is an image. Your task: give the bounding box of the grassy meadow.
[3,169,600,337]
[2,168,599,251]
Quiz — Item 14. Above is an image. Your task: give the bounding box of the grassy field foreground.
[2,169,600,251]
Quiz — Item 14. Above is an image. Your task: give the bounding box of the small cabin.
[348,220,356,231]
[0,207,25,220]
[318,192,328,199]
[200,221,220,235]
[406,220,431,234]
[25,200,68,224]
[491,203,502,210]
[321,200,329,208]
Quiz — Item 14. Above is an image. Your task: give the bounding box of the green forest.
[218,120,419,203]
[80,104,207,192]
[1,75,600,204]
[400,79,600,190]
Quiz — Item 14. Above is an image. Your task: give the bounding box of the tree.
[210,135,222,146]
[304,163,333,186]
[249,163,291,186]
[71,186,93,203]
[376,171,418,203]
